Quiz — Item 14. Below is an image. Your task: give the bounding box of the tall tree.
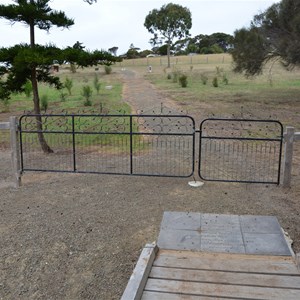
[232,0,300,76]
[0,0,73,152]
[0,1,116,153]
[144,3,192,67]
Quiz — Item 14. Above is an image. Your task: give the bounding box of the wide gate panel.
[19,114,195,178]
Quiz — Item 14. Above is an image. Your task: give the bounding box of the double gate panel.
[19,114,195,178]
[198,118,283,184]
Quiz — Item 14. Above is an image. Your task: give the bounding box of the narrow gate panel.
[199,119,283,184]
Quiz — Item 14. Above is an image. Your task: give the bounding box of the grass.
[121,54,300,128]
[0,65,129,116]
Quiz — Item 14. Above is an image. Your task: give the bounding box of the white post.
[283,126,295,188]
[9,116,21,187]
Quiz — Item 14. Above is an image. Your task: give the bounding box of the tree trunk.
[30,20,53,153]
[167,42,171,68]
[31,68,53,153]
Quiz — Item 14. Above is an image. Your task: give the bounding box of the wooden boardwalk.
[121,212,300,300]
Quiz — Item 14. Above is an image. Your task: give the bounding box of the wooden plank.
[144,278,300,300]
[154,250,299,275]
[142,291,227,300]
[149,266,300,289]
[121,244,158,300]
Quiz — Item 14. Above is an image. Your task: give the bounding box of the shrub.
[215,66,223,76]
[222,73,229,85]
[179,74,188,88]
[200,74,208,85]
[212,77,218,87]
[60,91,67,102]
[93,74,101,95]
[172,71,180,83]
[40,94,48,111]
[64,77,73,95]
[24,80,32,98]
[167,73,172,80]
[104,65,112,74]
[82,85,92,106]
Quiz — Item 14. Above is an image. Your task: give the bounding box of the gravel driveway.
[1,70,300,300]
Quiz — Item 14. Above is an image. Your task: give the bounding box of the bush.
[24,80,32,98]
[212,77,219,87]
[200,74,208,85]
[172,71,180,83]
[40,94,48,111]
[167,73,172,80]
[82,85,92,106]
[64,77,73,95]
[93,74,101,94]
[222,73,229,85]
[104,65,112,74]
[215,66,223,76]
[179,74,188,88]
[60,91,67,102]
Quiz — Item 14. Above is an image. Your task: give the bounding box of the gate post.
[9,116,21,187]
[283,126,295,188]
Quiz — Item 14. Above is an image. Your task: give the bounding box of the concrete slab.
[157,212,293,256]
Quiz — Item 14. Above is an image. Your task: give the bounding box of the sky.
[0,0,280,55]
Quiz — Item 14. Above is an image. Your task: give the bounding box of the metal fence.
[199,119,283,184]
[19,114,195,177]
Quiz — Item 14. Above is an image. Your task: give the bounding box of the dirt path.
[0,69,300,300]
[121,69,185,114]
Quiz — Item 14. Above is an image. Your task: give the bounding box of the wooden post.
[9,116,21,188]
[283,126,295,188]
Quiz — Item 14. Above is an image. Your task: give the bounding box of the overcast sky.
[0,0,280,55]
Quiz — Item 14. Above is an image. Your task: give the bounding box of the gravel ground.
[1,70,300,300]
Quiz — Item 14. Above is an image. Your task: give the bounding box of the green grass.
[1,65,129,116]
[123,54,300,128]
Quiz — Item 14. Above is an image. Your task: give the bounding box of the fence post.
[9,116,21,187]
[283,126,295,188]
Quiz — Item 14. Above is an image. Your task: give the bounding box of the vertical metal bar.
[18,117,24,173]
[72,115,76,172]
[277,124,284,185]
[130,115,133,174]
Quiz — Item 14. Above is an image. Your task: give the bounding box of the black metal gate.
[19,114,283,184]
[199,119,283,184]
[19,114,195,177]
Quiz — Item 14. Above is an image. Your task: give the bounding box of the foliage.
[167,73,172,80]
[179,74,188,87]
[222,73,229,85]
[64,77,73,95]
[60,91,67,102]
[0,1,117,153]
[172,70,180,83]
[200,74,208,85]
[212,77,218,87]
[144,3,192,67]
[104,65,112,74]
[93,74,101,94]
[232,0,300,76]
[40,94,48,111]
[24,80,33,98]
[187,33,233,55]
[82,85,93,106]
[108,46,118,56]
